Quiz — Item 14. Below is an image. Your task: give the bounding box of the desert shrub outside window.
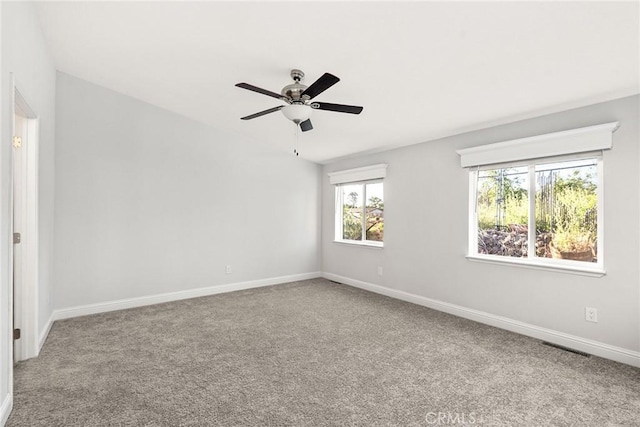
[475,158,600,265]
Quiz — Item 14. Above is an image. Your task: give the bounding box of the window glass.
[365,182,384,241]
[336,181,384,245]
[341,184,363,241]
[476,167,529,257]
[535,159,597,263]
[472,157,600,267]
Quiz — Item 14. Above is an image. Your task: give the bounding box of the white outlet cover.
[585,307,598,323]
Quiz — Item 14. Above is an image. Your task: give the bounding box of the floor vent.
[542,341,591,358]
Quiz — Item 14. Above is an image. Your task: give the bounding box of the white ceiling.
[35,1,639,163]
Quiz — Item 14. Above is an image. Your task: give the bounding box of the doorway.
[11,85,39,363]
[12,113,26,363]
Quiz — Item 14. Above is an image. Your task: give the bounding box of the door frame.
[11,75,39,362]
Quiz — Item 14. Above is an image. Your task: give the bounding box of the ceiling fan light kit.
[235,69,363,133]
[281,104,311,123]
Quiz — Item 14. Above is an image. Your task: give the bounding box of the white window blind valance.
[456,122,619,168]
[328,163,388,185]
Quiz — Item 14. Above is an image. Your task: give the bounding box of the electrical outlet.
[377,266,383,276]
[225,265,232,275]
[585,307,598,323]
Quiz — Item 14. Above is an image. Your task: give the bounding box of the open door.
[12,113,27,363]
[11,84,39,363]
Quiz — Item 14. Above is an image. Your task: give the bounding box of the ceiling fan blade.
[236,83,284,100]
[310,102,363,114]
[299,119,313,132]
[240,105,284,120]
[300,73,340,100]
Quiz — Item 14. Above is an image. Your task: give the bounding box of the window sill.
[333,240,384,249]
[466,254,605,277]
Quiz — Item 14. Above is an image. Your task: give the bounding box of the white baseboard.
[52,272,321,322]
[322,272,640,368]
[0,393,12,426]
[38,313,54,352]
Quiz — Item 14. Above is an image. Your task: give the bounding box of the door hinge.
[13,329,21,340]
[12,136,22,148]
[13,232,21,244]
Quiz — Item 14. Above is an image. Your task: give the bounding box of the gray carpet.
[7,278,640,426]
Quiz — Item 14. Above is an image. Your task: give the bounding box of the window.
[329,164,387,247]
[336,181,384,244]
[457,122,618,275]
[474,157,600,264]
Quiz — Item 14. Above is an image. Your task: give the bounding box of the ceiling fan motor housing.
[281,69,309,102]
[281,83,308,102]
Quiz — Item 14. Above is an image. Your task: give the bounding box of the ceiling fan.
[235,69,363,132]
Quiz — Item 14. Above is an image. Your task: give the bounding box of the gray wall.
[322,95,639,353]
[54,73,321,309]
[1,0,56,415]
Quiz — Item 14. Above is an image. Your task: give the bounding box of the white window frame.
[334,180,384,247]
[468,155,604,276]
[457,122,618,277]
[329,164,387,248]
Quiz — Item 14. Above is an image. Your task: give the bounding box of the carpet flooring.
[7,278,640,426]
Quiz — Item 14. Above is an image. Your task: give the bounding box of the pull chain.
[293,122,300,156]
